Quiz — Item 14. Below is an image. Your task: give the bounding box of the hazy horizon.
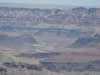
[0,0,99,8]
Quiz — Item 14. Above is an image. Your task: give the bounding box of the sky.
[0,0,99,7]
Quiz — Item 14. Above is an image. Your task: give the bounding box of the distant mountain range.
[0,6,100,27]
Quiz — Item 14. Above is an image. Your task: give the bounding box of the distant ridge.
[0,6,100,26]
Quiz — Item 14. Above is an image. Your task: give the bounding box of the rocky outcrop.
[3,62,43,71]
[40,60,100,72]
[72,34,100,48]
[19,52,61,58]
[0,67,7,72]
